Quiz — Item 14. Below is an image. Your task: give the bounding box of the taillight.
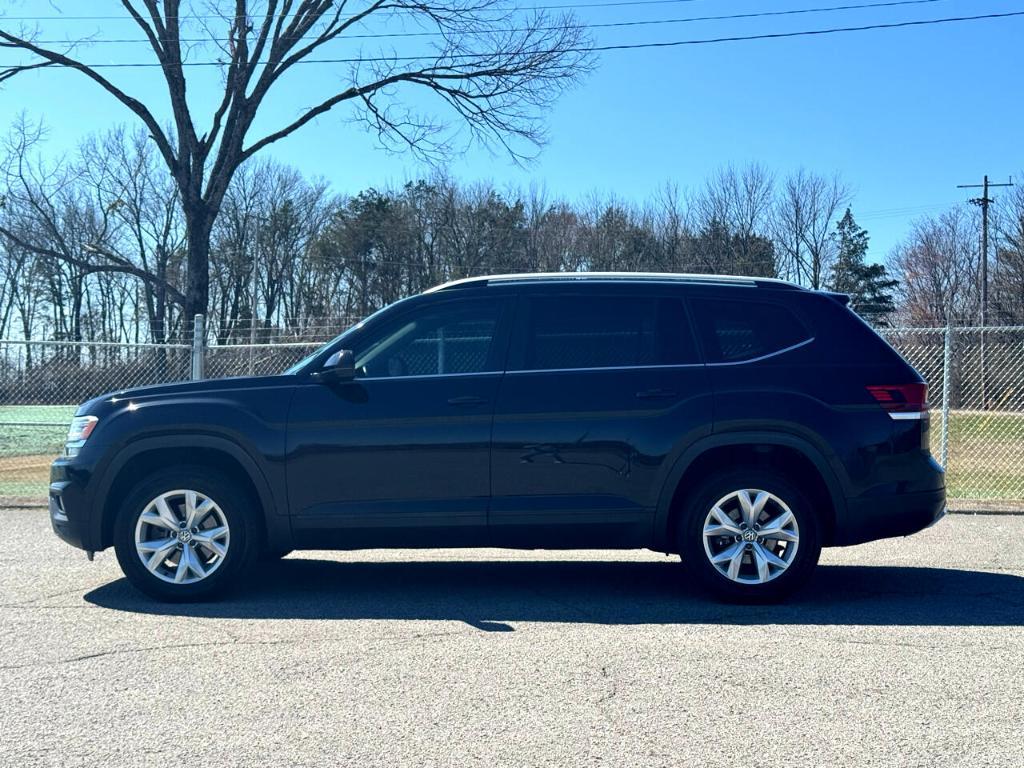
[867,384,928,420]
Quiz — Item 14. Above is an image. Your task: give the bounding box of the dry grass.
[0,454,54,506]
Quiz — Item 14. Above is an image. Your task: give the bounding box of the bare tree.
[79,128,187,342]
[0,122,112,341]
[696,165,775,239]
[524,184,584,273]
[773,169,850,288]
[253,166,331,336]
[888,208,979,326]
[693,164,776,276]
[0,236,46,344]
[0,117,185,329]
[576,195,648,272]
[992,179,1024,323]
[1,1,591,321]
[0,225,18,337]
[650,182,693,270]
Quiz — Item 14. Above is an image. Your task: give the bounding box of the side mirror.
[314,349,356,382]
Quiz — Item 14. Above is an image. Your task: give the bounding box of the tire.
[113,467,261,602]
[677,468,822,603]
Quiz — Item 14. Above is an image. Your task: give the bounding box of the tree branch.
[0,223,186,306]
[241,15,592,163]
[0,59,56,85]
[0,31,179,174]
[119,0,166,57]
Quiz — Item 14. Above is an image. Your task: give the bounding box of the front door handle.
[447,395,488,407]
[636,388,678,400]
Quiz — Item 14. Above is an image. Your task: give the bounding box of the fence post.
[939,324,952,469]
[191,314,206,381]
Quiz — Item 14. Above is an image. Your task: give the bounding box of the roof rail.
[426,272,802,292]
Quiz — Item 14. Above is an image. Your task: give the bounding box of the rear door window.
[692,298,811,363]
[517,295,698,371]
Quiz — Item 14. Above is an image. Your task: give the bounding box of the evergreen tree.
[827,208,899,325]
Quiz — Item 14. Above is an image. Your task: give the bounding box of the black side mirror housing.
[313,349,356,382]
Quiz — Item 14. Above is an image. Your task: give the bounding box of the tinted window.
[520,295,697,371]
[355,300,503,377]
[693,298,810,363]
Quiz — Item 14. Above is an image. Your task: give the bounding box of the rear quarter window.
[692,298,811,363]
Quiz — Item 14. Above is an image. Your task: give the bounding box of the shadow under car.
[84,559,1024,628]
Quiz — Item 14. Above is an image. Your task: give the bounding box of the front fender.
[88,432,290,552]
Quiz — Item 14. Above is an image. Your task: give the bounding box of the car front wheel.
[113,468,260,601]
[678,469,822,603]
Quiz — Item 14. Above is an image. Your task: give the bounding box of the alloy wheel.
[133,490,231,585]
[701,489,800,585]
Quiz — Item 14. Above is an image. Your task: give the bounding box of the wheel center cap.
[742,530,757,542]
[178,529,193,543]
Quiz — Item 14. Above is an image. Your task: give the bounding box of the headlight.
[67,415,98,441]
[64,415,98,457]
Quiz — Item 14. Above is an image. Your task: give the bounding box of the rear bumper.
[832,487,947,546]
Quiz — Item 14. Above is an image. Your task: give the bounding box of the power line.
[0,0,711,20]
[857,202,954,220]
[8,9,1020,68]
[584,10,1024,53]
[860,203,950,215]
[23,0,956,45]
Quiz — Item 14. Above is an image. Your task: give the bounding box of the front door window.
[355,300,504,378]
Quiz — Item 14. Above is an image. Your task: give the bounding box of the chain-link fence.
[3,322,1023,510]
[0,340,194,505]
[204,342,322,379]
[878,326,1024,510]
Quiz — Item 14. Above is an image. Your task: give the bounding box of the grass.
[0,405,76,502]
[2,405,1023,506]
[936,411,1024,502]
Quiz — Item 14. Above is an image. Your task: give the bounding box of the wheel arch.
[92,435,290,552]
[654,432,847,552]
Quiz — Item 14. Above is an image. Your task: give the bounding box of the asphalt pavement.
[2,508,1022,767]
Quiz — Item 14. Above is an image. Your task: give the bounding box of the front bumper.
[49,482,85,549]
[49,459,95,552]
[832,487,947,546]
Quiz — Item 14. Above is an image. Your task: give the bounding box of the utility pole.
[957,175,1014,410]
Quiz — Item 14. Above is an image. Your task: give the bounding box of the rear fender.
[652,431,849,551]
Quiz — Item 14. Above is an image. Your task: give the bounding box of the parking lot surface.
[2,508,1023,767]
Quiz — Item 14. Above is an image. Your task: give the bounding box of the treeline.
[1,121,1022,344]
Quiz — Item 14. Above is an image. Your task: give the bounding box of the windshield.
[283,345,334,376]
[281,302,399,375]
[283,327,358,375]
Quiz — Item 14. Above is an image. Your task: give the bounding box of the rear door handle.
[636,388,678,400]
[447,395,488,407]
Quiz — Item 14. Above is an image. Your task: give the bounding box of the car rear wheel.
[677,469,822,603]
[113,468,260,601]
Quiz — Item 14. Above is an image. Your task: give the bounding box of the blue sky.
[1,0,1022,260]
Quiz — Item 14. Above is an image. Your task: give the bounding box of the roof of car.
[426,272,803,293]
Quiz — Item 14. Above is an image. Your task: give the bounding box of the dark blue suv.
[49,273,946,602]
